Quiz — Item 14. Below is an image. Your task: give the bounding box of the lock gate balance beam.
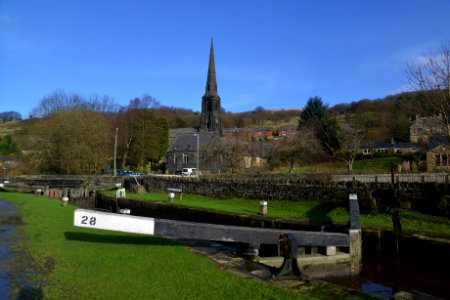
[74,208,349,247]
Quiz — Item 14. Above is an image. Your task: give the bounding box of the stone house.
[222,126,274,140]
[426,135,450,171]
[277,124,298,138]
[410,115,445,144]
[360,141,419,156]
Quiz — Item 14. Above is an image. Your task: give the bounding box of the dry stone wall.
[135,175,449,216]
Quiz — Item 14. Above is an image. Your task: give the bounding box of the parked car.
[116,169,144,176]
[181,168,197,176]
[174,169,182,175]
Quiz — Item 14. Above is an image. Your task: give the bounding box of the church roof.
[169,128,198,139]
[167,132,217,152]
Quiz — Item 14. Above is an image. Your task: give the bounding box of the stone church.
[166,40,225,174]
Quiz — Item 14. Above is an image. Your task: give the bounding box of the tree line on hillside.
[8,92,168,175]
[155,106,301,129]
[0,111,22,122]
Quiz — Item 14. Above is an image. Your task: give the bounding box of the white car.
[181,168,197,176]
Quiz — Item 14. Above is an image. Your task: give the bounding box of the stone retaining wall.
[136,175,450,216]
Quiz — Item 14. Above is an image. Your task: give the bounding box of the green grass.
[118,191,450,237]
[351,157,403,173]
[1,192,380,300]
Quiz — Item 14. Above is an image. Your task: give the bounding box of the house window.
[174,155,178,164]
[443,154,448,166]
[183,153,189,164]
[436,154,441,166]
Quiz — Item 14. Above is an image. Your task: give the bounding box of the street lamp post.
[196,130,200,176]
[113,128,118,177]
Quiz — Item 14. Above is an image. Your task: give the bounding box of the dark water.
[330,231,450,299]
[0,200,19,299]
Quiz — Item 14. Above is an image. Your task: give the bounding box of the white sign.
[74,209,155,235]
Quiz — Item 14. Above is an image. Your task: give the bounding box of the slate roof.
[169,128,198,140]
[223,127,273,133]
[361,141,419,149]
[427,135,450,151]
[167,132,217,152]
[410,115,445,135]
[277,124,297,131]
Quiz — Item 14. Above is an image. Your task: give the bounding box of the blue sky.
[1,1,449,118]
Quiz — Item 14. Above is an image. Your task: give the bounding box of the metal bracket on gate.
[273,233,306,278]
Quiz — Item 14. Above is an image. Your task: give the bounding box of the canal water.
[329,231,450,299]
[0,200,20,299]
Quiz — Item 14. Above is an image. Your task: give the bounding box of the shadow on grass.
[305,203,334,224]
[64,231,179,246]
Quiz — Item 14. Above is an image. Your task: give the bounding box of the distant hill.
[330,91,434,142]
[154,106,302,129]
[2,91,437,146]
[158,91,435,141]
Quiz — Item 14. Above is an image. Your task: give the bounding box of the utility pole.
[196,130,200,176]
[114,128,118,177]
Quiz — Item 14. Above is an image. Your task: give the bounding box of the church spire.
[200,38,222,136]
[204,38,218,97]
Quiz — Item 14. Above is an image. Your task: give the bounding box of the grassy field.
[1,192,381,300]
[117,191,450,237]
[0,120,21,137]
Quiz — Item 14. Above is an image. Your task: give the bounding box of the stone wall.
[138,174,347,202]
[136,175,450,216]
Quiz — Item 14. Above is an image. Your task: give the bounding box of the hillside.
[0,120,22,138]
[157,91,435,142]
[330,91,434,142]
[153,106,302,129]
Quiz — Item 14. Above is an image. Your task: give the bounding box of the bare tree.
[31,90,118,117]
[269,129,323,173]
[113,96,168,171]
[406,40,450,136]
[336,116,368,172]
[27,109,111,174]
[0,111,22,122]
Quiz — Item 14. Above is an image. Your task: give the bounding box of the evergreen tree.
[299,96,339,154]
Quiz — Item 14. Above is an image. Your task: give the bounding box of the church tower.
[200,39,222,136]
